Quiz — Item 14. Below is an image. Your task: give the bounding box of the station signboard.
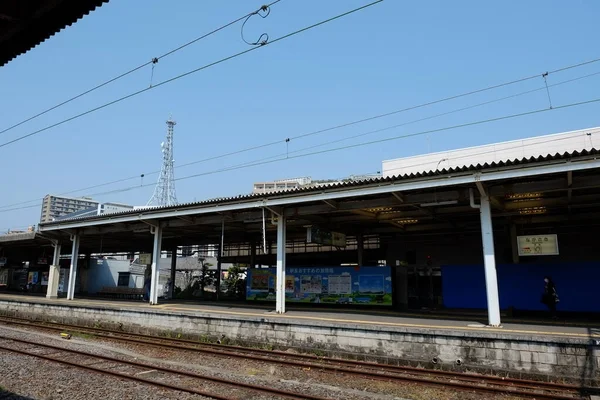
[517,234,559,256]
[306,226,346,247]
[246,266,392,306]
[139,253,152,265]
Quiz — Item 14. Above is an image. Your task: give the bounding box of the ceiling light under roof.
[365,207,394,213]
[505,192,543,200]
[395,218,419,225]
[518,206,547,215]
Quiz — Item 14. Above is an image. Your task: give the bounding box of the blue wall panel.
[441,263,600,312]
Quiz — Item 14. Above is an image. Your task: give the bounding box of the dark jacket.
[542,281,559,305]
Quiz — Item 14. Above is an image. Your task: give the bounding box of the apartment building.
[40,195,99,223]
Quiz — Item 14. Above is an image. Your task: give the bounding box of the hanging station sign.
[517,234,559,256]
[307,226,346,247]
[139,253,152,265]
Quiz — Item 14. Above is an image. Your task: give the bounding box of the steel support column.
[66,234,80,300]
[168,245,177,300]
[216,244,222,300]
[357,234,364,266]
[149,225,163,305]
[46,243,61,299]
[479,196,501,327]
[275,215,286,314]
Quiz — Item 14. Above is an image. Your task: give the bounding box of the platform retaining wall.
[0,299,598,384]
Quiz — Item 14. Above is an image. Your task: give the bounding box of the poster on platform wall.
[27,271,39,285]
[246,266,393,306]
[0,269,8,285]
[58,269,70,293]
[41,272,49,285]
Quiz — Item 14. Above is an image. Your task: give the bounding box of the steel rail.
[0,316,585,399]
[0,334,330,400]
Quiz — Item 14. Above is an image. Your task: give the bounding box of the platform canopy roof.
[0,0,108,67]
[36,148,600,254]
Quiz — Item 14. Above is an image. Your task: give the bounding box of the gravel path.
[0,323,533,400]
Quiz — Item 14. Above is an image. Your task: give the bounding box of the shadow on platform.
[0,390,36,400]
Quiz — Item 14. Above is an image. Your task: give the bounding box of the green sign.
[307,227,346,247]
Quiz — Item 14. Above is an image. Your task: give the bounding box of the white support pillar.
[275,215,286,314]
[149,225,163,305]
[479,196,501,327]
[66,234,80,300]
[46,243,61,299]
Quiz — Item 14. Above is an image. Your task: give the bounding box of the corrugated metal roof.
[40,148,600,226]
[0,232,36,243]
[0,0,109,67]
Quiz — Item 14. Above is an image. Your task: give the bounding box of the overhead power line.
[1,66,599,212]
[2,95,598,215]
[144,96,600,187]
[151,56,600,174]
[0,0,383,150]
[0,0,283,137]
[283,70,600,155]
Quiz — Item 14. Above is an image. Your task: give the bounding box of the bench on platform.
[98,286,144,300]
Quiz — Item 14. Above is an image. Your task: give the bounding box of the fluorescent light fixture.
[505,192,543,200]
[366,207,394,213]
[518,206,547,215]
[419,200,458,207]
[395,218,419,225]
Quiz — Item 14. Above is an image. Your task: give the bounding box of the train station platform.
[0,293,598,337]
[0,293,598,339]
[0,293,598,384]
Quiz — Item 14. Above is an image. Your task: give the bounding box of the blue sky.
[1,0,599,231]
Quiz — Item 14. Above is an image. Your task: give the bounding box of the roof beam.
[322,199,338,209]
[567,171,573,214]
[391,192,404,203]
[176,216,196,224]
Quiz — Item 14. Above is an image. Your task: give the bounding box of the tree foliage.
[223,264,246,299]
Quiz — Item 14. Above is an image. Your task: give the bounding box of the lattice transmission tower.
[147,118,178,207]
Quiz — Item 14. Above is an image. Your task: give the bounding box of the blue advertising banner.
[246,266,392,306]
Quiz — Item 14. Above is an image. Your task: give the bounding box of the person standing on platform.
[541,276,559,319]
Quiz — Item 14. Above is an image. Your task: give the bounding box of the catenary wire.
[282,70,600,155]
[1,67,599,212]
[120,57,600,176]
[2,95,598,215]
[163,55,600,170]
[0,0,284,137]
[0,0,383,210]
[0,0,383,150]
[149,97,600,187]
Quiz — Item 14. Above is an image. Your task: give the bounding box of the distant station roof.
[383,126,600,177]
[0,0,108,67]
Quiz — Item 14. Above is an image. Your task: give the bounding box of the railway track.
[0,315,590,400]
[0,333,329,400]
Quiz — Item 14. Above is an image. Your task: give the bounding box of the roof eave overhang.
[39,155,600,232]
